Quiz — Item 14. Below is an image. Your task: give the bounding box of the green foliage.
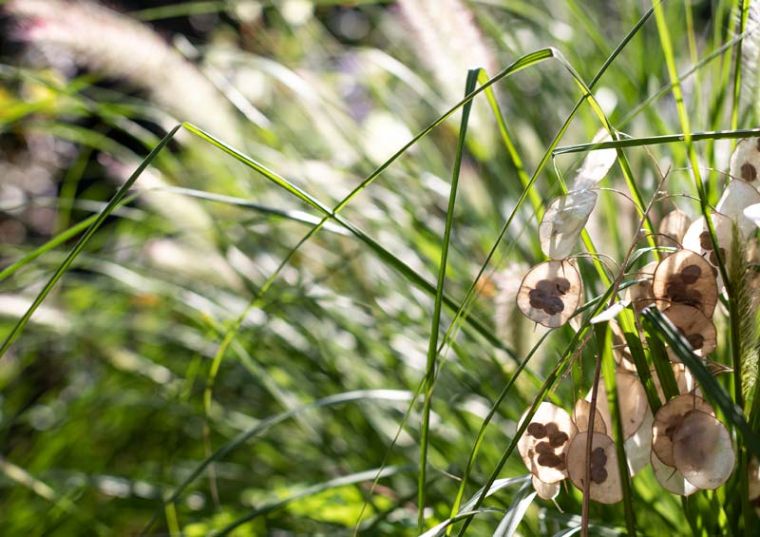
[2,1,760,536]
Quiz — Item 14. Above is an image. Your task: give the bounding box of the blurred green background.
[0,0,756,535]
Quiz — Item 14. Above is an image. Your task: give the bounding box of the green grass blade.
[417,68,478,532]
[0,124,181,359]
[213,465,411,537]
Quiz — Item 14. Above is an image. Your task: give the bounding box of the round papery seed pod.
[539,190,598,260]
[531,475,561,500]
[625,406,653,476]
[624,261,657,313]
[516,260,583,328]
[566,432,623,504]
[609,320,635,371]
[672,410,735,490]
[716,180,760,238]
[651,449,699,496]
[663,304,717,359]
[652,393,715,468]
[682,213,734,280]
[652,249,718,317]
[658,208,691,248]
[573,398,608,434]
[729,137,760,188]
[593,369,648,440]
[516,402,577,484]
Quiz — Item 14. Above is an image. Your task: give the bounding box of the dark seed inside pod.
[549,431,569,447]
[665,277,703,308]
[535,441,554,455]
[544,422,559,436]
[699,231,712,250]
[537,452,563,468]
[590,465,608,484]
[590,447,607,465]
[686,333,705,350]
[680,264,701,284]
[527,422,546,438]
[742,162,758,182]
[528,278,571,315]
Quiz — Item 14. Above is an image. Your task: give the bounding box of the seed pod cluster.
[512,140,760,505]
[516,142,616,327]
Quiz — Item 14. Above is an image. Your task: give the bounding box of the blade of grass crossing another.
[0,124,181,359]
[418,69,478,532]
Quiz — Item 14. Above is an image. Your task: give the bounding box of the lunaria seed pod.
[625,408,653,476]
[566,432,623,504]
[531,475,560,500]
[729,137,760,188]
[716,180,760,237]
[609,321,637,372]
[663,304,717,358]
[593,369,649,440]
[652,249,718,317]
[539,190,598,260]
[651,449,699,496]
[624,261,657,313]
[682,213,733,277]
[652,394,714,468]
[517,402,577,484]
[672,410,735,490]
[573,398,608,434]
[516,260,583,328]
[658,208,691,248]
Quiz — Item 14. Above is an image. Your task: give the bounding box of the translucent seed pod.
[658,208,691,248]
[572,398,608,435]
[682,213,734,285]
[652,394,714,468]
[716,180,760,237]
[652,249,718,317]
[531,475,561,500]
[672,410,735,490]
[516,261,583,328]
[651,449,699,496]
[729,137,760,189]
[539,190,598,260]
[516,402,577,484]
[624,261,658,313]
[566,432,623,504]
[663,304,717,359]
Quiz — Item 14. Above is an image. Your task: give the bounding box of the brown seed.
[535,441,554,455]
[680,264,701,284]
[591,447,607,465]
[527,422,546,438]
[537,452,563,468]
[549,431,569,447]
[742,162,758,182]
[544,422,559,436]
[590,465,608,484]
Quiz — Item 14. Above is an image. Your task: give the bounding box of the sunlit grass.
[2,1,760,535]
